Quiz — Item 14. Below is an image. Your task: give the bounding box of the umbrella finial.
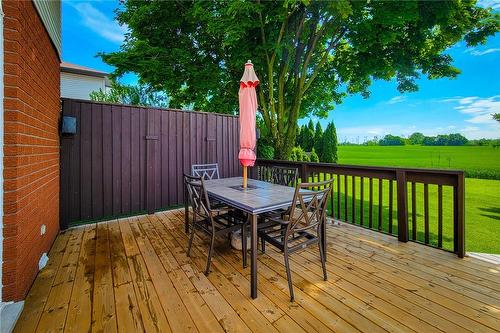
[246,60,252,64]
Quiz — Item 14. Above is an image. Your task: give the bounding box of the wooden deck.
[14,209,500,333]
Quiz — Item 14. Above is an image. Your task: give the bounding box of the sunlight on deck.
[13,209,500,333]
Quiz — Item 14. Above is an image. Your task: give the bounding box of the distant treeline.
[347,132,500,147]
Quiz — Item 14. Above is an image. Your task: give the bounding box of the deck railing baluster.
[360,177,364,226]
[254,159,464,257]
[411,182,417,240]
[389,180,393,234]
[424,184,429,244]
[378,178,383,231]
[369,178,373,228]
[438,185,443,248]
[352,176,356,225]
[344,174,348,222]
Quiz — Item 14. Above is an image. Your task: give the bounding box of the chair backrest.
[184,174,211,218]
[287,179,333,233]
[272,166,299,187]
[192,163,220,180]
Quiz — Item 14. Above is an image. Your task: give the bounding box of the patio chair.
[271,166,299,187]
[184,174,248,275]
[258,179,332,301]
[259,166,299,220]
[192,163,220,180]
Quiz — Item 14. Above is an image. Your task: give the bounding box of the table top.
[203,177,298,214]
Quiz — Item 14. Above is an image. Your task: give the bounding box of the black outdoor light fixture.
[61,116,77,135]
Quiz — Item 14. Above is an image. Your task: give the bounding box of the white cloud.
[460,126,480,133]
[467,48,500,56]
[68,2,127,44]
[448,95,500,124]
[386,96,407,105]
[477,0,500,9]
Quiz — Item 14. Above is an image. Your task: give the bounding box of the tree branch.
[303,28,347,93]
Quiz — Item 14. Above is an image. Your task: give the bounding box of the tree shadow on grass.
[477,206,500,220]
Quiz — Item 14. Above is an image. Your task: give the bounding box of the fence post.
[454,173,465,258]
[396,170,408,242]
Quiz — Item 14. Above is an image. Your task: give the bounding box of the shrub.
[257,144,274,159]
[290,146,310,162]
[310,149,319,162]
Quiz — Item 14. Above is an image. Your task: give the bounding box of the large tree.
[101,0,499,159]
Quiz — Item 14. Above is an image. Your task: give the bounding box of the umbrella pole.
[243,166,247,189]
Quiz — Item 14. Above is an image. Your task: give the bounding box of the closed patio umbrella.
[238,60,259,188]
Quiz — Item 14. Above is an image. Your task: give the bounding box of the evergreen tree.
[313,122,323,157]
[300,120,315,151]
[295,126,301,148]
[321,122,338,163]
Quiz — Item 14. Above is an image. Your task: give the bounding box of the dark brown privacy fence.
[255,159,465,257]
[60,98,241,228]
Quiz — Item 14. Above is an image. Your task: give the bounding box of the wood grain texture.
[60,100,240,228]
[14,209,500,333]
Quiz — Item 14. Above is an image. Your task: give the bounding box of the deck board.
[13,208,500,333]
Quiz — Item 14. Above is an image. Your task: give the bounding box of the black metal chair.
[272,166,299,187]
[260,166,299,220]
[184,174,247,275]
[192,163,220,180]
[258,179,332,301]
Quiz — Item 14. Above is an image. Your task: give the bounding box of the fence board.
[102,104,113,217]
[130,107,141,212]
[111,105,122,216]
[80,102,92,220]
[60,99,241,228]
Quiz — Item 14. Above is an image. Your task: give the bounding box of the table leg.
[184,186,189,233]
[250,213,258,299]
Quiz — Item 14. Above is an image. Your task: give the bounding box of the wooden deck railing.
[254,159,465,257]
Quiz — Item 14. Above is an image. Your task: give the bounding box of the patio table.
[184,176,326,299]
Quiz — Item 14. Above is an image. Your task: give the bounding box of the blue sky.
[63,0,500,142]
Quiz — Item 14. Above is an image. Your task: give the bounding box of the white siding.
[61,73,106,100]
[33,0,61,56]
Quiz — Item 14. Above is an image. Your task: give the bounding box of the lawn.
[337,145,500,179]
[323,146,500,254]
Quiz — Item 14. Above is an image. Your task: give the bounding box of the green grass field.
[331,146,500,254]
[337,145,500,179]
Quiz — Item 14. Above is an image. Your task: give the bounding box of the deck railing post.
[299,163,309,182]
[454,173,465,258]
[396,170,408,242]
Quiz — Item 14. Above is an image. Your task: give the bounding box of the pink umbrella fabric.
[238,60,259,167]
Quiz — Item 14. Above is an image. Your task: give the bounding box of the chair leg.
[284,250,294,302]
[260,236,266,253]
[187,217,196,257]
[242,223,247,268]
[319,236,328,281]
[205,233,216,276]
[280,226,285,253]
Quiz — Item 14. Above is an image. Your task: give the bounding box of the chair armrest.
[267,216,290,226]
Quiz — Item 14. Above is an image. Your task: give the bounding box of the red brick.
[2,0,60,301]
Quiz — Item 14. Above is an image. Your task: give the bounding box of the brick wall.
[2,0,60,301]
